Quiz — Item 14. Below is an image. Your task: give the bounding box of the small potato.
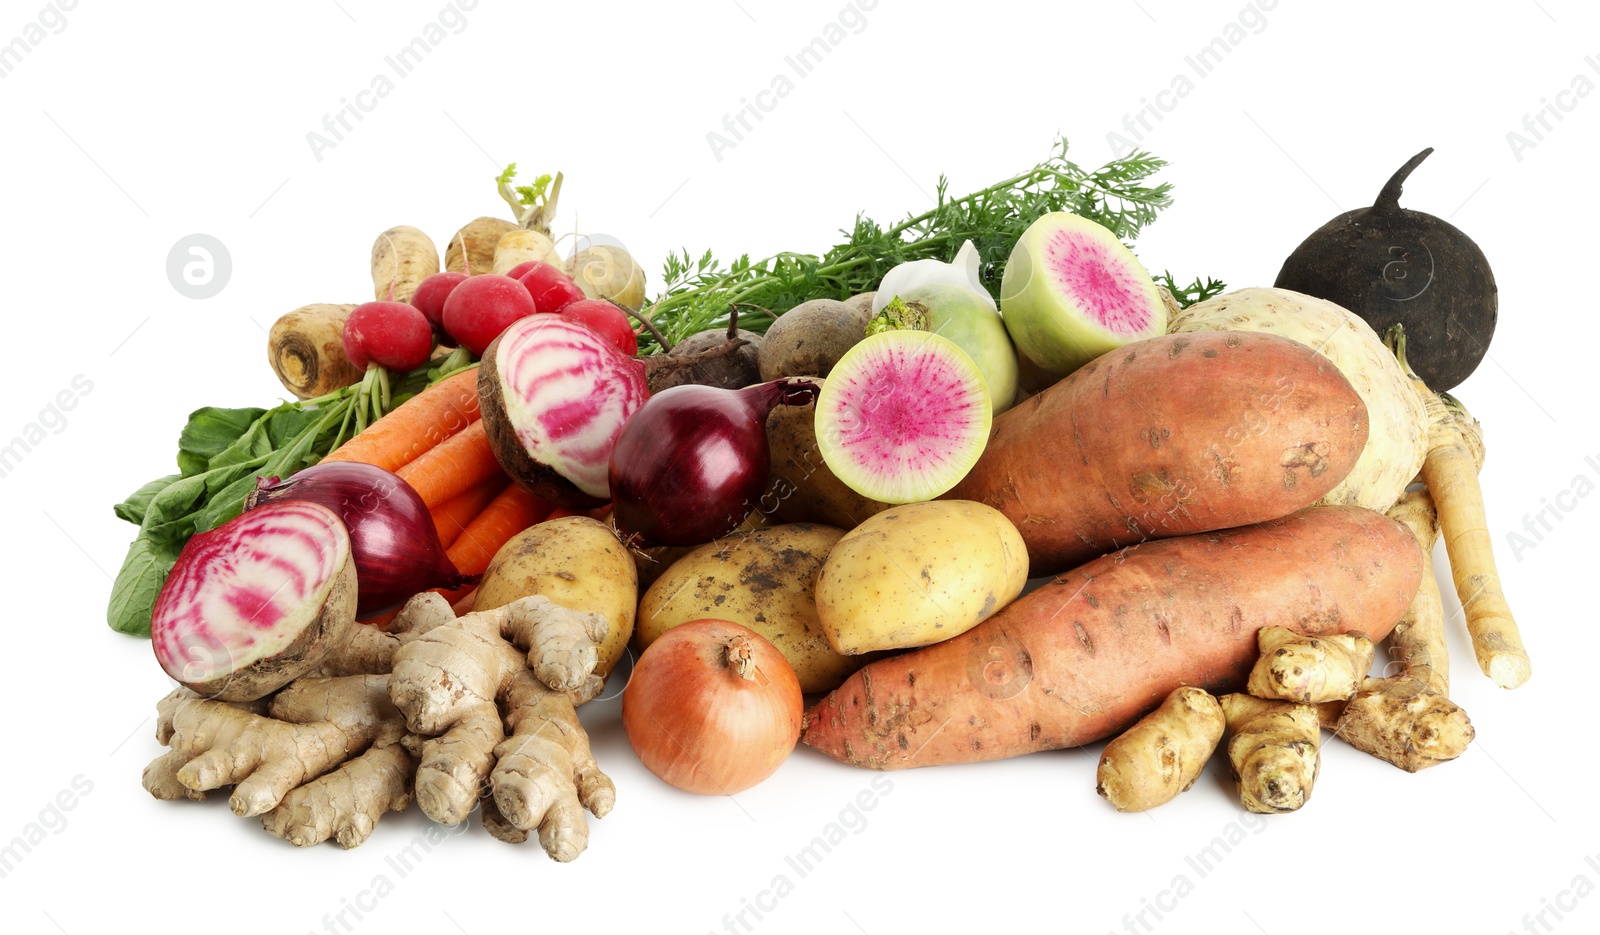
[474,516,636,676]
[764,376,890,529]
[816,501,1027,654]
[637,523,863,692]
[758,298,868,380]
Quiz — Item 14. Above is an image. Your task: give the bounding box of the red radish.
[411,270,469,343]
[151,500,357,702]
[442,273,538,356]
[245,461,475,616]
[609,380,819,547]
[479,314,648,506]
[342,301,434,371]
[517,261,587,313]
[561,299,638,356]
[501,260,540,281]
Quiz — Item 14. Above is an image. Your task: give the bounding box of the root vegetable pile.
[109,138,1529,858]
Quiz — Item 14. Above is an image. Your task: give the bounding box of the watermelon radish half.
[999,212,1167,379]
[814,331,992,504]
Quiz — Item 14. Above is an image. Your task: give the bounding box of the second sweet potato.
[946,331,1370,576]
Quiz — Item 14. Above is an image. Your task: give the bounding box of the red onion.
[246,461,474,616]
[609,379,820,547]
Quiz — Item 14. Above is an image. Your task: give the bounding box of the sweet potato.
[801,505,1420,770]
[945,331,1370,577]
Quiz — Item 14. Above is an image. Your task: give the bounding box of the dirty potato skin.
[636,523,866,693]
[802,506,1420,770]
[815,501,1027,654]
[944,331,1370,577]
[473,516,636,676]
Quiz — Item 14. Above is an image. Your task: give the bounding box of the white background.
[1,1,1593,933]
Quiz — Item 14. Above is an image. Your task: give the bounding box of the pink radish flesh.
[817,332,991,503]
[1044,228,1152,335]
[493,315,648,499]
[151,500,352,690]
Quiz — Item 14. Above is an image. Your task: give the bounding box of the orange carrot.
[396,420,502,509]
[431,475,509,549]
[322,367,480,472]
[446,484,554,577]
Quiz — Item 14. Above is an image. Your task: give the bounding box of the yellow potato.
[473,516,636,676]
[816,501,1027,654]
[636,523,865,693]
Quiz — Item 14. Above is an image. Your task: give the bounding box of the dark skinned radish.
[410,271,469,346]
[442,273,538,356]
[609,379,820,547]
[246,461,474,616]
[342,301,434,371]
[517,261,587,314]
[561,299,638,356]
[1275,148,1497,391]
[151,500,357,702]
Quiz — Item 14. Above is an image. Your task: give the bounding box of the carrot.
[446,484,554,577]
[801,505,1421,771]
[431,476,509,549]
[945,332,1370,577]
[321,367,481,472]
[395,420,502,509]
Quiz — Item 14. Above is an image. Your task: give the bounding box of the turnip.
[151,500,357,702]
[999,212,1167,379]
[480,315,649,507]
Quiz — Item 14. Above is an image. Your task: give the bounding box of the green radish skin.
[815,331,992,504]
[882,283,1020,415]
[1000,212,1167,379]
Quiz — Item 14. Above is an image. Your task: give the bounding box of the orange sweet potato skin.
[801,505,1419,770]
[946,331,1370,577]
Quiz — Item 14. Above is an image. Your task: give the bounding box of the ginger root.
[388,593,613,862]
[144,674,411,846]
[1247,626,1374,704]
[1220,694,1320,814]
[1096,686,1224,813]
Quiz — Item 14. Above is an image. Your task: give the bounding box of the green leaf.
[179,406,267,464]
[264,406,324,448]
[114,474,181,526]
[106,535,180,636]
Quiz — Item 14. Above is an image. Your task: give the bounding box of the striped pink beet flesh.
[151,500,355,702]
